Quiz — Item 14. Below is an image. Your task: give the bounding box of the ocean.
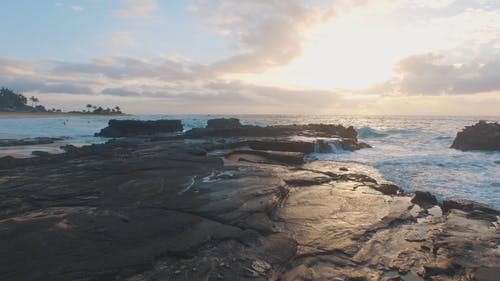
[1,114,499,209]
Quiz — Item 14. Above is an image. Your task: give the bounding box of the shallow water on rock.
[1,114,499,208]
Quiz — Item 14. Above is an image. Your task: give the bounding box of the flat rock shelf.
[0,119,498,281]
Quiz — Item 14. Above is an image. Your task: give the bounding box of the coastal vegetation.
[0,87,123,115]
[69,104,122,115]
[0,87,47,112]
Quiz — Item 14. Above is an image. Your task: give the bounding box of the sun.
[226,5,426,92]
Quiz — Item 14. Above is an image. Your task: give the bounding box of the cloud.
[101,88,141,97]
[49,56,206,81]
[1,77,93,95]
[190,0,337,73]
[114,0,159,19]
[0,57,339,113]
[71,6,84,12]
[411,0,456,8]
[363,53,500,95]
[53,3,84,12]
[109,31,137,48]
[0,59,94,95]
[1,77,94,95]
[98,81,340,113]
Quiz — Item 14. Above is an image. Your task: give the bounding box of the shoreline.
[0,141,67,159]
[0,118,498,280]
[0,112,129,119]
[2,139,497,212]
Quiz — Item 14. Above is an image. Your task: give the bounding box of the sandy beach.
[0,112,128,119]
[0,141,66,158]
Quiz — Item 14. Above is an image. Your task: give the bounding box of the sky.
[0,0,499,115]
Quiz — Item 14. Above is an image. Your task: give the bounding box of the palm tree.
[29,96,39,107]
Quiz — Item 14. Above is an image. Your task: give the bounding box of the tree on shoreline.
[0,87,43,112]
[77,105,123,115]
[29,96,39,107]
[1,86,124,115]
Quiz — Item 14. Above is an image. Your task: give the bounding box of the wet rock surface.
[206,118,242,128]
[0,121,498,281]
[184,120,360,140]
[96,119,183,137]
[451,121,500,151]
[0,136,68,147]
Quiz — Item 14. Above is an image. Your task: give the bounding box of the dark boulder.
[442,199,500,216]
[373,183,403,195]
[206,118,241,129]
[336,139,372,151]
[96,119,183,138]
[0,156,18,169]
[31,151,51,158]
[303,124,357,139]
[232,139,369,154]
[185,118,360,140]
[411,191,438,209]
[60,144,79,154]
[451,121,500,151]
[0,156,36,169]
[226,150,305,165]
[247,140,317,154]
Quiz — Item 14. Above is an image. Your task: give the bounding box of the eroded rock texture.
[451,121,500,151]
[96,119,183,137]
[0,123,498,281]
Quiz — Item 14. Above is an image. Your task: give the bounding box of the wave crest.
[357,127,419,139]
[357,127,388,138]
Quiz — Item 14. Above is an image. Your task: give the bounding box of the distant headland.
[0,87,125,118]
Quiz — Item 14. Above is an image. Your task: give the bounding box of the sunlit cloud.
[109,31,137,49]
[0,0,498,114]
[392,53,500,95]
[114,0,159,19]
[190,0,338,73]
[230,2,500,92]
[411,0,457,8]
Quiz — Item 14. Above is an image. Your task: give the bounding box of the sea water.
[1,115,499,208]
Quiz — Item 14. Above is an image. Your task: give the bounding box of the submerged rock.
[31,151,51,157]
[247,140,321,153]
[451,121,500,151]
[1,120,497,281]
[244,139,370,153]
[226,150,305,165]
[0,136,67,147]
[96,119,183,137]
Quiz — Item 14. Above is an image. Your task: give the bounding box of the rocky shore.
[0,119,498,281]
[0,136,68,147]
[451,121,500,151]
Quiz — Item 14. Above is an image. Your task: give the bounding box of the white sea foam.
[1,114,499,208]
